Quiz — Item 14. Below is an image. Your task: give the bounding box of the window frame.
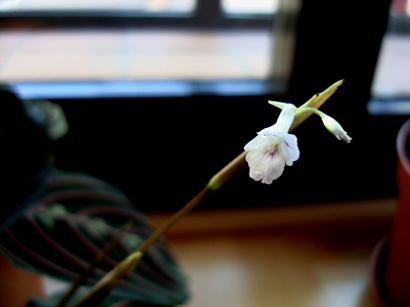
[0,0,276,29]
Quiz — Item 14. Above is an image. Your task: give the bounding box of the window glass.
[372,35,410,97]
[371,0,410,98]
[0,0,196,13]
[222,0,278,15]
[0,0,280,96]
[0,30,272,82]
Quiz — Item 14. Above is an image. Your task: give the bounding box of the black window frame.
[0,0,276,29]
[1,0,408,211]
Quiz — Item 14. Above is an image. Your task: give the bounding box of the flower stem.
[71,172,231,307]
[136,186,213,254]
[295,107,326,118]
[290,79,344,131]
[55,221,133,307]
[72,252,143,307]
[71,79,345,307]
[207,151,247,191]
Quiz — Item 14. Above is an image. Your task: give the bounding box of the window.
[0,0,196,14]
[369,0,410,115]
[1,0,403,212]
[0,0,287,99]
[222,0,278,15]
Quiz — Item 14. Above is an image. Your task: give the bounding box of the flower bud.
[322,115,352,143]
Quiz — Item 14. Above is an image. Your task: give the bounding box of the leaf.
[0,169,190,306]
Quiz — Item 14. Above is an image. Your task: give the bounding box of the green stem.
[72,252,143,307]
[137,186,213,254]
[72,79,345,307]
[55,221,132,307]
[295,107,326,118]
[207,151,247,191]
[73,188,217,307]
[290,79,344,131]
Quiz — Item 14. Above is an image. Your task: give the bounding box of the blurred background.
[1,1,410,306]
[0,0,408,212]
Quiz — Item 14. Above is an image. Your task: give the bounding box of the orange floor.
[148,198,395,307]
[41,198,395,307]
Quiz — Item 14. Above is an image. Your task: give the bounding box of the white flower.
[244,106,300,184]
[268,100,297,111]
[322,115,352,143]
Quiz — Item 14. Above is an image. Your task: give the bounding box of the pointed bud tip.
[344,135,352,143]
[336,79,345,87]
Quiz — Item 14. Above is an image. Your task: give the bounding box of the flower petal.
[261,154,286,184]
[282,134,300,166]
[244,135,265,152]
[268,101,297,111]
[245,149,286,184]
[244,105,298,184]
[274,105,295,132]
[246,149,268,181]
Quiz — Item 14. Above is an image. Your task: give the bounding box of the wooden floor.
[41,198,396,307]
[147,198,395,307]
[169,234,374,307]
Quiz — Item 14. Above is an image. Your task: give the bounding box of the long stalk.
[55,221,132,307]
[72,79,344,307]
